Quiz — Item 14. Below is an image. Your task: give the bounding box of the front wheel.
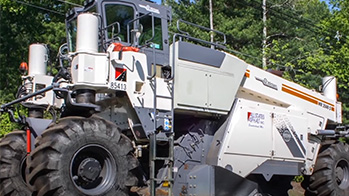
[305,142,349,196]
[26,116,139,196]
[0,130,31,196]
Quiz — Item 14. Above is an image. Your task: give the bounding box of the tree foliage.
[167,0,349,123]
[0,0,84,136]
[1,0,349,137]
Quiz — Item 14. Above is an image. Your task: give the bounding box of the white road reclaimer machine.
[0,0,348,196]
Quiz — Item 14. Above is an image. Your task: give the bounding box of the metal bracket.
[54,88,101,117]
[0,83,58,110]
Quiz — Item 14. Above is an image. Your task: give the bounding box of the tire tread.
[305,142,349,196]
[26,116,138,196]
[0,130,31,196]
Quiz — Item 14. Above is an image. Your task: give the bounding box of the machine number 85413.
[108,81,127,91]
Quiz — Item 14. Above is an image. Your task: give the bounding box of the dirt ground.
[288,181,305,196]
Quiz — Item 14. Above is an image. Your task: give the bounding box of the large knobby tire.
[26,116,139,196]
[0,130,31,196]
[305,142,349,196]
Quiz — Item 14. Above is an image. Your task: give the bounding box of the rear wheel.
[305,142,349,196]
[26,116,139,196]
[0,130,31,196]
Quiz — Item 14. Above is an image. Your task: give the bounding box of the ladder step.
[155,133,174,141]
[156,115,172,119]
[154,157,173,161]
[156,95,172,99]
[151,178,174,182]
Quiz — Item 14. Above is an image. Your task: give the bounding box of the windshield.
[104,4,163,50]
[105,4,134,42]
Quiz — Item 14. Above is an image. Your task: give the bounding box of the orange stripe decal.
[283,84,334,107]
[282,86,317,105]
[282,84,335,111]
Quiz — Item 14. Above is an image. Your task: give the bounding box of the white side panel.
[173,42,248,114]
[32,75,53,104]
[175,65,208,109]
[208,56,245,111]
[156,79,172,110]
[306,113,325,135]
[109,51,171,111]
[217,99,272,177]
[71,54,109,87]
[26,75,61,107]
[217,99,309,177]
[239,65,339,123]
[272,114,307,160]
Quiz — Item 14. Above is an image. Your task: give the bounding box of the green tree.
[297,0,349,123]
[0,0,84,136]
[166,0,349,122]
[167,0,263,66]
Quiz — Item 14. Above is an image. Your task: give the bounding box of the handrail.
[104,21,121,40]
[147,43,157,80]
[126,12,157,80]
[145,14,156,80]
[165,33,227,83]
[140,13,156,80]
[166,19,228,82]
[176,19,227,46]
[126,12,153,44]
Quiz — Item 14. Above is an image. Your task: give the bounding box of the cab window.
[105,4,134,42]
[139,14,163,50]
[67,19,77,52]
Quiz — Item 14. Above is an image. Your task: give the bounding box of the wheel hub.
[78,158,101,182]
[70,144,117,195]
[335,159,349,189]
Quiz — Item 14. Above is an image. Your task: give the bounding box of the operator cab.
[66,0,171,74]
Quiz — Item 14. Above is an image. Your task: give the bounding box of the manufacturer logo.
[115,67,127,81]
[139,4,160,14]
[248,112,265,129]
[282,130,292,142]
[255,77,278,90]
